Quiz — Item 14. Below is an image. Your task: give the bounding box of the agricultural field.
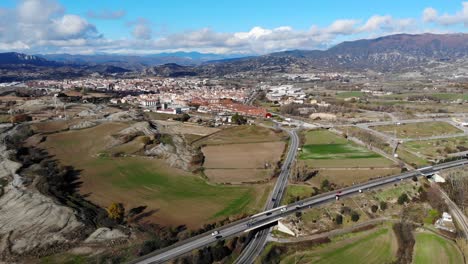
[403,136,468,159]
[38,122,268,228]
[200,125,287,184]
[371,121,463,139]
[263,227,397,264]
[299,130,395,168]
[413,232,464,264]
[195,125,286,146]
[395,148,430,168]
[336,91,365,98]
[309,168,401,188]
[382,92,468,101]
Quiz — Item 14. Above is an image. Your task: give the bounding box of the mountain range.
[1,33,468,81]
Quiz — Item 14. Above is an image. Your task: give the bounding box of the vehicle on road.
[215,235,223,239]
[280,207,287,212]
[211,231,219,236]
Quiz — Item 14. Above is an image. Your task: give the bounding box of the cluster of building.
[263,85,307,105]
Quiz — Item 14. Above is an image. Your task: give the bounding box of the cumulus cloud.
[326,19,359,34]
[87,9,126,20]
[128,18,152,40]
[423,2,468,26]
[0,0,98,52]
[0,0,465,55]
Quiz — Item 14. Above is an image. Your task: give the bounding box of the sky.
[0,0,467,55]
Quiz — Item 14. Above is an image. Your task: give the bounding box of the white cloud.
[128,18,153,40]
[0,1,465,55]
[0,0,98,52]
[326,19,358,34]
[423,2,468,26]
[53,15,96,38]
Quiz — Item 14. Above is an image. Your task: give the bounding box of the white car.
[280,207,287,212]
[211,231,219,236]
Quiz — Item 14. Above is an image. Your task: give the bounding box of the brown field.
[203,141,285,183]
[203,141,285,169]
[308,168,402,188]
[195,125,286,146]
[199,125,287,184]
[38,122,268,228]
[154,120,220,136]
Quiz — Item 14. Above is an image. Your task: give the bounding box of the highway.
[129,158,468,264]
[234,129,299,264]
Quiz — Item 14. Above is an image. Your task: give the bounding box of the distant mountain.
[38,52,247,70]
[262,33,468,72]
[0,52,131,82]
[146,33,468,76]
[0,52,60,67]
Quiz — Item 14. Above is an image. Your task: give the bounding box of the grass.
[403,136,468,159]
[282,185,313,204]
[299,130,394,168]
[336,91,365,98]
[372,183,415,202]
[413,232,464,264]
[277,228,397,264]
[39,122,265,227]
[396,148,430,168]
[372,121,463,139]
[0,114,10,123]
[383,92,468,101]
[424,209,440,225]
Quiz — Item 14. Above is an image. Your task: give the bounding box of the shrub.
[380,201,388,210]
[335,214,343,225]
[107,202,125,223]
[351,212,360,222]
[398,193,409,205]
[371,205,378,213]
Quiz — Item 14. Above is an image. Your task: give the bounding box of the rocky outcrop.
[145,134,204,171]
[69,120,97,130]
[84,227,128,243]
[106,110,143,121]
[112,121,158,146]
[0,127,85,260]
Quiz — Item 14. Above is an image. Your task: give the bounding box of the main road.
[129,159,468,264]
[234,128,299,264]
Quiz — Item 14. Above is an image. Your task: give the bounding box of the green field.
[336,91,365,98]
[282,185,313,204]
[268,228,397,264]
[372,121,463,139]
[413,232,464,264]
[383,93,468,101]
[403,136,468,159]
[39,122,267,227]
[299,130,394,168]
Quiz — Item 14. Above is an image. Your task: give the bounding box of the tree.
[380,201,388,211]
[321,179,330,190]
[397,193,409,205]
[371,205,378,213]
[351,212,360,222]
[231,113,247,125]
[107,202,125,223]
[335,214,343,225]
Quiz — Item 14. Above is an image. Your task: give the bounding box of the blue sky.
[0,0,467,54]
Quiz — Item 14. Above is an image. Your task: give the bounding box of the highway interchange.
[130,158,468,264]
